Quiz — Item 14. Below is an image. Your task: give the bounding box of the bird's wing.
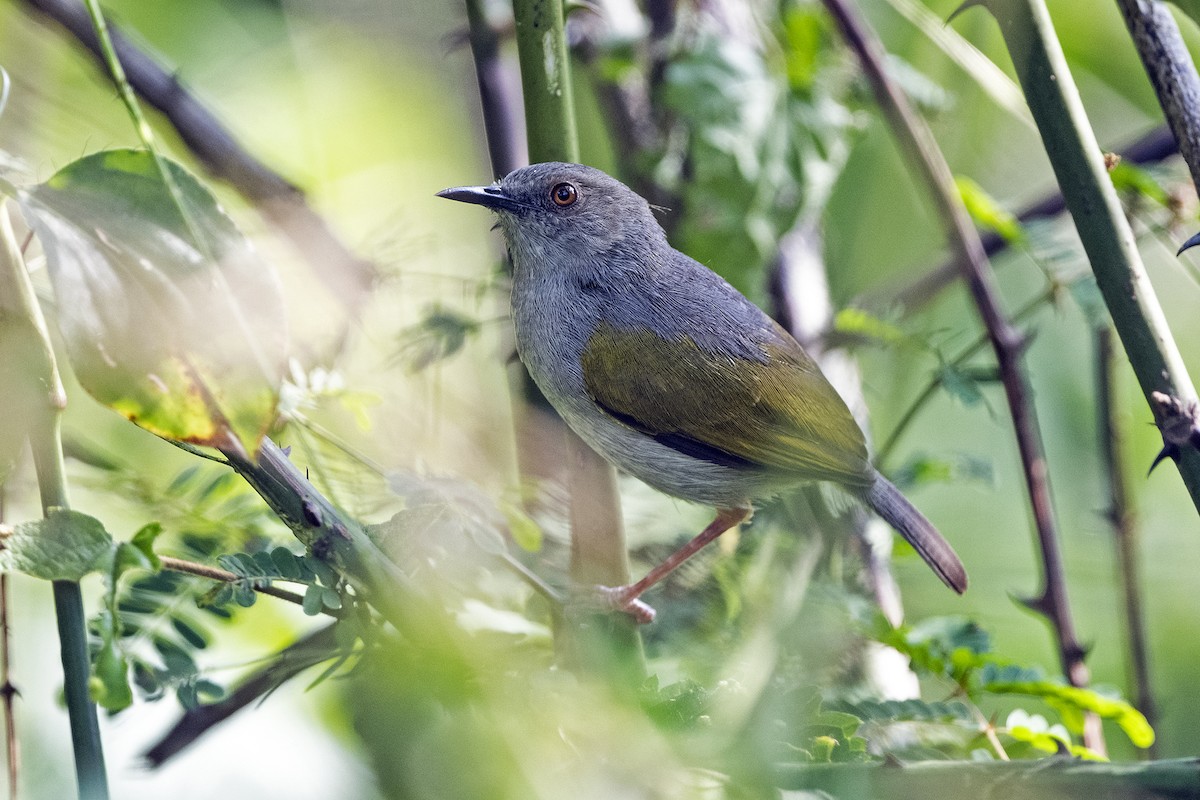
[580,322,872,486]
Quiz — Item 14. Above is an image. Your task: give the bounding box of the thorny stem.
[820,0,1099,750]
[0,492,17,800]
[1096,326,1158,758]
[1115,0,1200,199]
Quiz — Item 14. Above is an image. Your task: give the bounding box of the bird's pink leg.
[595,507,751,623]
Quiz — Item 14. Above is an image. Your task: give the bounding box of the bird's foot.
[573,584,657,624]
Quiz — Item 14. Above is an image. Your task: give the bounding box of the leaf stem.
[157,556,317,612]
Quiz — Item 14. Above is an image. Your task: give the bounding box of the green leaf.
[154,635,197,676]
[195,679,225,702]
[130,522,163,570]
[833,308,909,346]
[18,149,286,453]
[0,509,115,581]
[320,586,342,611]
[171,616,209,650]
[111,542,155,579]
[303,583,324,616]
[985,680,1155,749]
[938,362,985,407]
[91,637,134,712]
[1109,161,1170,206]
[232,583,257,608]
[393,306,481,372]
[251,550,277,577]
[502,503,542,553]
[270,546,302,580]
[956,176,1024,244]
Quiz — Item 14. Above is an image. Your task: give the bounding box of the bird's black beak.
[436,184,525,213]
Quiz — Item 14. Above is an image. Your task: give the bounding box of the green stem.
[511,0,580,164]
[509,0,643,676]
[79,0,207,256]
[966,0,1200,512]
[0,204,109,799]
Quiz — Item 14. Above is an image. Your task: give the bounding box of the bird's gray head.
[437,162,667,277]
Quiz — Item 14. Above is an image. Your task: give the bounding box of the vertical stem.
[0,204,109,798]
[822,0,1099,749]
[1096,326,1159,758]
[509,0,642,673]
[976,0,1200,511]
[0,491,18,799]
[511,0,580,164]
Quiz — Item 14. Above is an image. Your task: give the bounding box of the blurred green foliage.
[1,0,1199,797]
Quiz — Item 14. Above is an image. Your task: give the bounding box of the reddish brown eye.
[550,182,578,207]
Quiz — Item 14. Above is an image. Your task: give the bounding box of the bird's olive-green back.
[581,321,872,488]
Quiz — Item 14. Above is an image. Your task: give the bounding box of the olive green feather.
[581,322,872,488]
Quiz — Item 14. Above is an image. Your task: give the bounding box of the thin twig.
[19,0,377,311]
[820,0,1098,750]
[864,127,1178,314]
[876,284,1056,469]
[157,556,319,612]
[1096,326,1158,758]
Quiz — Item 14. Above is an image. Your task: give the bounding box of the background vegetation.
[1,0,1199,797]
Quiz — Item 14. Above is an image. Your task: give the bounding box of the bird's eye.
[550,182,578,207]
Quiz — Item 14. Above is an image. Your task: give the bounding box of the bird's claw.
[575,585,657,624]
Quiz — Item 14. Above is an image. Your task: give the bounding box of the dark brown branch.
[1096,326,1158,758]
[20,0,377,310]
[143,623,339,767]
[820,0,1097,749]
[462,0,525,176]
[1116,0,1200,199]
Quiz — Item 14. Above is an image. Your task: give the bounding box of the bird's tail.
[857,474,967,594]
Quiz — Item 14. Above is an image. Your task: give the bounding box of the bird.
[438,162,965,621]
